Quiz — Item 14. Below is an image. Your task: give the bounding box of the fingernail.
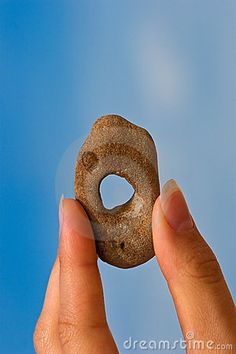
[59,194,64,237]
[160,179,193,232]
[59,198,94,240]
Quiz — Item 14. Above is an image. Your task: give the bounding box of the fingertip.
[59,198,97,266]
[60,198,94,240]
[151,183,192,279]
[160,180,193,233]
[152,194,172,267]
[152,179,194,245]
[152,195,162,231]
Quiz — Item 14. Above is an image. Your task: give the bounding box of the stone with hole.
[74,114,160,268]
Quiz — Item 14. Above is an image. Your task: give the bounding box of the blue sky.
[1,1,235,353]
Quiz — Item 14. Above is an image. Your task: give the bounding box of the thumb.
[152,179,236,347]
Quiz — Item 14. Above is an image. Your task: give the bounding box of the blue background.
[1,1,235,353]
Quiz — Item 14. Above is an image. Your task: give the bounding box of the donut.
[74,115,160,268]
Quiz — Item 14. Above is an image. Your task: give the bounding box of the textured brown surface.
[74,114,160,268]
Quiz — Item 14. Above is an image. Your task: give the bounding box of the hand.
[152,180,236,352]
[33,198,118,354]
[34,180,236,353]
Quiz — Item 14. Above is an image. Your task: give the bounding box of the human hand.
[152,179,236,352]
[34,180,236,353]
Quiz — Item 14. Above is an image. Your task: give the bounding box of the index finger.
[58,199,117,353]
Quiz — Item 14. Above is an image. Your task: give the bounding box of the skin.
[34,180,236,353]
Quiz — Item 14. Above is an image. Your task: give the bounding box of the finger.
[58,198,117,353]
[34,258,62,353]
[152,179,236,345]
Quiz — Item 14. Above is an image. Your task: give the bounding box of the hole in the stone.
[100,174,134,210]
[120,241,125,250]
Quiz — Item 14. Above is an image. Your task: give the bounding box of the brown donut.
[74,115,160,268]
